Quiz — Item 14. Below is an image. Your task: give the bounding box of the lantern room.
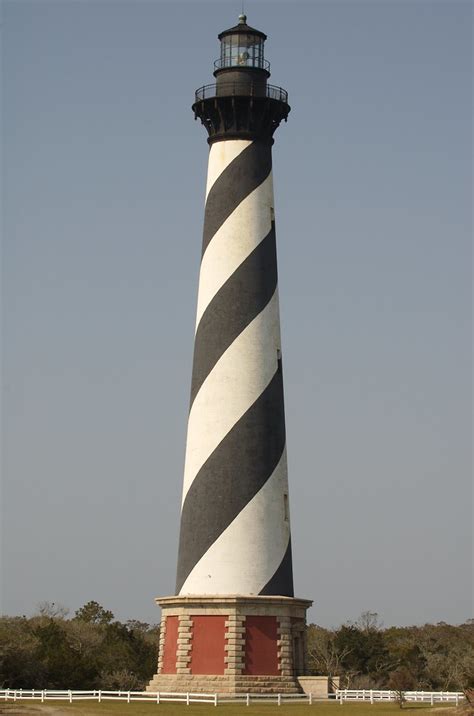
[192,13,289,138]
[215,14,269,73]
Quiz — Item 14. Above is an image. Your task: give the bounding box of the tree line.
[307,611,474,692]
[0,604,472,691]
[0,601,159,690]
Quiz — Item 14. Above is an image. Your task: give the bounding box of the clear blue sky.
[1,0,472,627]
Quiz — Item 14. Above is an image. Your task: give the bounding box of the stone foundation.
[298,676,341,698]
[147,595,312,694]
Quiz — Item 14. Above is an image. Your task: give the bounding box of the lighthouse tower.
[149,15,312,695]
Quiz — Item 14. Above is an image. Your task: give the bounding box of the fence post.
[214,693,218,707]
[127,691,131,703]
[156,692,160,704]
[69,690,72,703]
[370,690,374,704]
[186,692,190,705]
[309,692,313,705]
[246,693,250,706]
[456,694,459,706]
[278,693,281,706]
[98,690,102,703]
[339,690,343,705]
[41,691,45,703]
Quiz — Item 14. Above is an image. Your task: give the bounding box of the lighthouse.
[149,15,312,695]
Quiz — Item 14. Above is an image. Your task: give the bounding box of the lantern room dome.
[217,14,267,41]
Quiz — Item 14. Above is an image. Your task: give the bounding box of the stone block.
[298,676,336,698]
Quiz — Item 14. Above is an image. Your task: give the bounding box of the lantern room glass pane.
[220,33,265,68]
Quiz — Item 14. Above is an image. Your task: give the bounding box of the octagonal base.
[147,594,312,695]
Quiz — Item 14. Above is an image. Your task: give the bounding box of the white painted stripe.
[205,139,252,201]
[195,172,274,331]
[179,449,290,595]
[182,289,282,505]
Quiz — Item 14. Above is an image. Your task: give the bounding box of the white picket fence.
[0,689,315,706]
[0,689,314,706]
[335,689,465,705]
[0,689,218,706]
[0,687,466,707]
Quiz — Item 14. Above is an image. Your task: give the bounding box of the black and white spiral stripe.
[176,140,294,598]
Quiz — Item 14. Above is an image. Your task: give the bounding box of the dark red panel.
[244,616,279,675]
[190,615,226,675]
[161,615,178,674]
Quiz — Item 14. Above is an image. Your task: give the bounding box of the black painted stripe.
[259,538,294,597]
[202,141,272,259]
[190,223,277,408]
[176,367,286,594]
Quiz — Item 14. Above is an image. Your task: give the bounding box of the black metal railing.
[194,83,288,103]
[214,57,271,72]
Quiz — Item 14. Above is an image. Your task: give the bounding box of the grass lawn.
[0,700,459,716]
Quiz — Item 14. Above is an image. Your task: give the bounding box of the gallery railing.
[194,83,288,103]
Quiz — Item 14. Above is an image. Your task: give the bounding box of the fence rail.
[0,690,313,706]
[0,690,218,706]
[335,689,465,705]
[0,688,466,707]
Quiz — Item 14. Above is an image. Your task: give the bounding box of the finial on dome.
[238,13,247,24]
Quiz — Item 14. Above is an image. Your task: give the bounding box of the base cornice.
[156,594,312,610]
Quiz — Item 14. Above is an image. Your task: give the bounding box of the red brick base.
[148,595,312,694]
